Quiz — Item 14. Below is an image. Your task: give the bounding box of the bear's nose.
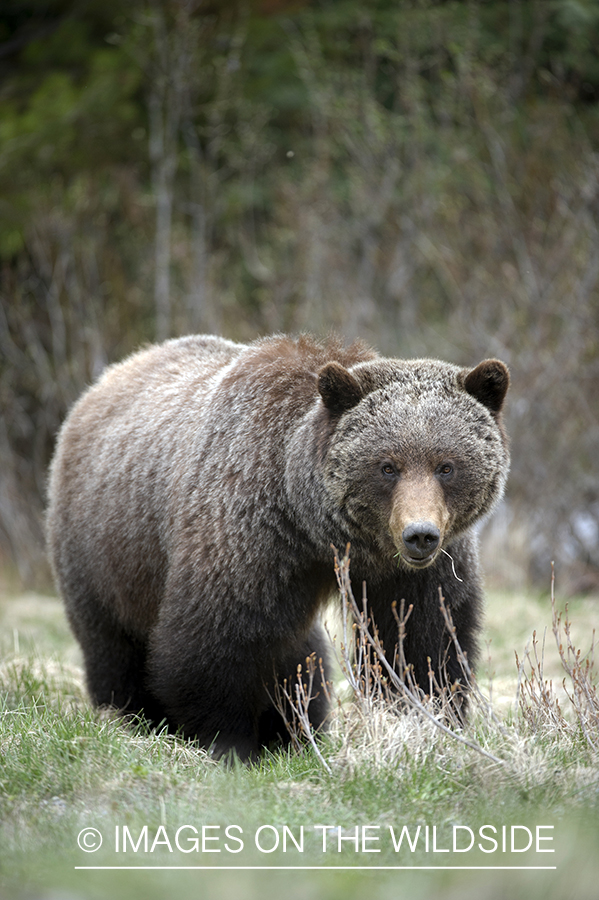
[402,522,440,559]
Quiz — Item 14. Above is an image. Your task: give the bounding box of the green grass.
[1,583,598,900]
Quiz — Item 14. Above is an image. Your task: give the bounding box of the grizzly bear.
[46,334,509,760]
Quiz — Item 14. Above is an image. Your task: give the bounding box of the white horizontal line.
[75,865,557,871]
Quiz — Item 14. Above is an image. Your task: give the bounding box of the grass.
[1,570,598,900]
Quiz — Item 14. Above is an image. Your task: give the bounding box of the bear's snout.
[401,521,441,561]
[388,471,450,568]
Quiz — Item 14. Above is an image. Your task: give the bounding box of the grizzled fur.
[46,334,509,760]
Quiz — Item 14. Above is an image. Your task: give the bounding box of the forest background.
[1,0,599,593]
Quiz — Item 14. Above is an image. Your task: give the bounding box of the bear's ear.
[464,359,510,415]
[318,362,363,414]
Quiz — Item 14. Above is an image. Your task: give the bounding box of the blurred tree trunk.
[147,0,197,342]
[149,88,177,343]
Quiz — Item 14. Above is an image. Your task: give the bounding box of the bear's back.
[47,333,376,634]
[46,335,245,633]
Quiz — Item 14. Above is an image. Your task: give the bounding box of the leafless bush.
[273,653,333,775]
[273,546,504,772]
[517,565,598,750]
[275,552,599,776]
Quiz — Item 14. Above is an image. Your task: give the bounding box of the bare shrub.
[517,566,598,750]
[273,546,504,772]
[273,653,334,775]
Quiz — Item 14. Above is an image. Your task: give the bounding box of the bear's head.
[317,357,509,569]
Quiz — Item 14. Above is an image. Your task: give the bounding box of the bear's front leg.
[146,588,279,761]
[146,634,263,760]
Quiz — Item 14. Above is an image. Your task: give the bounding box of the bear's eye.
[437,463,454,477]
[381,463,396,477]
